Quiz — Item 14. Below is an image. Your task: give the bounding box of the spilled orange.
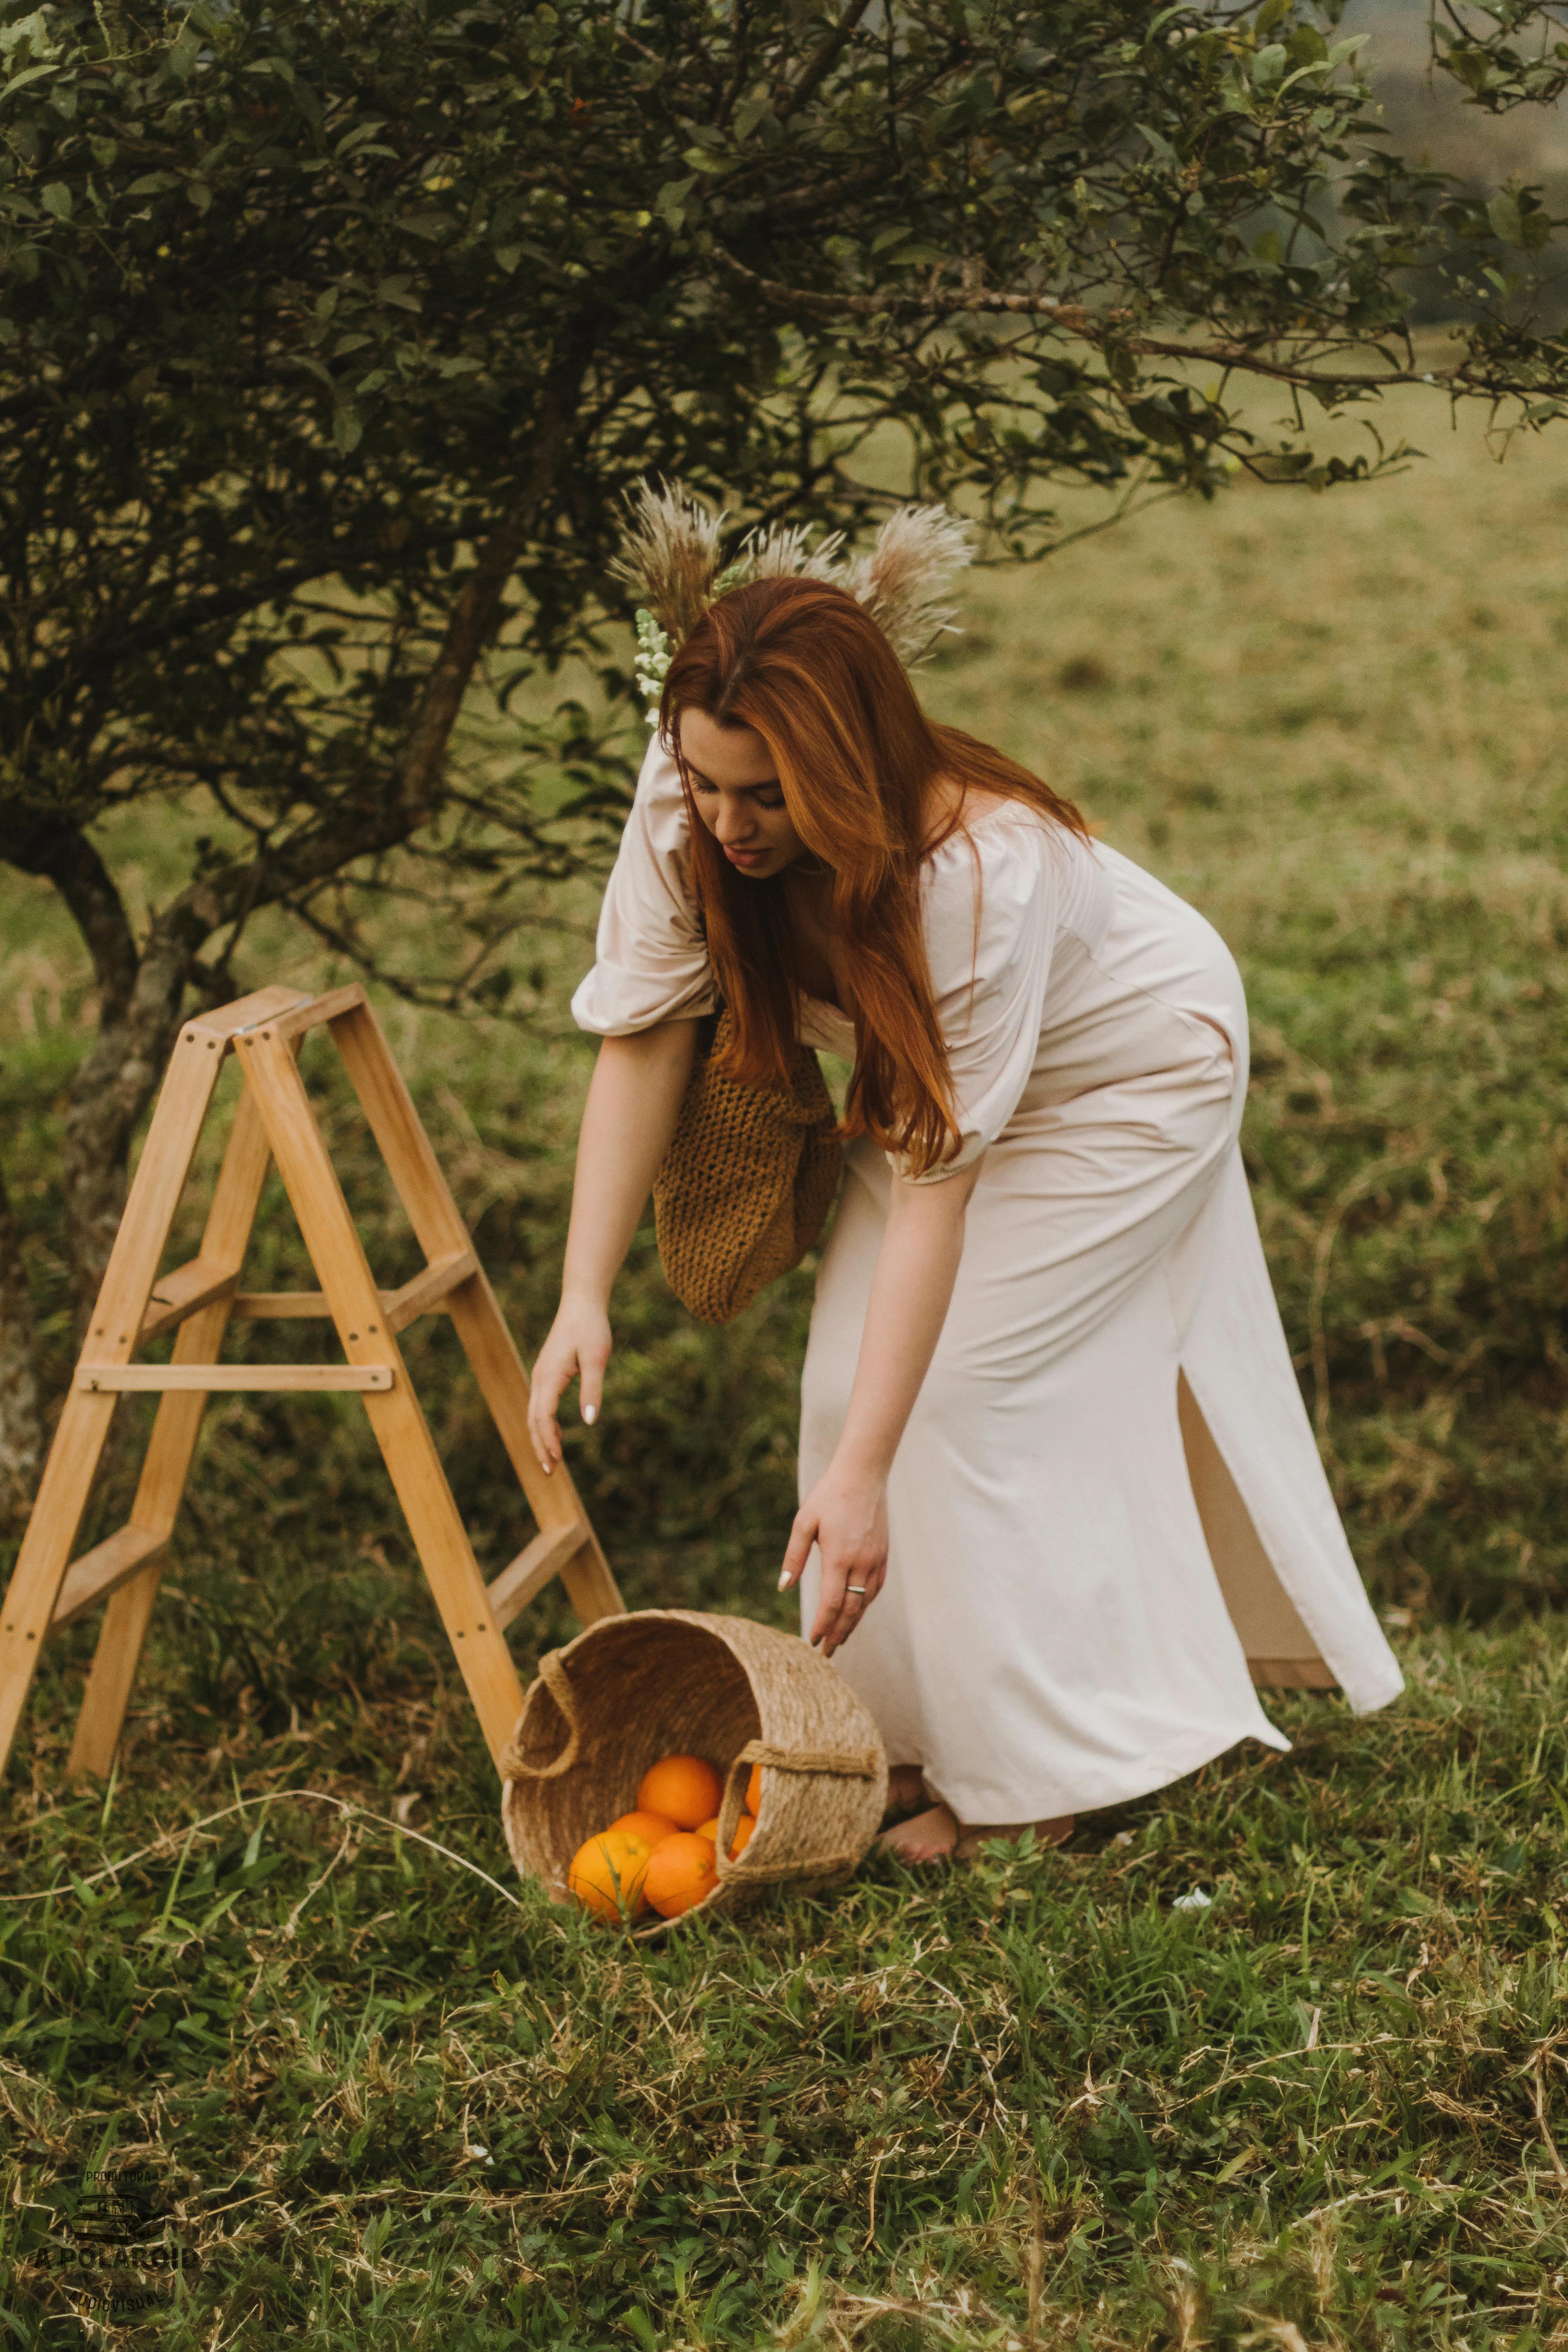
[568,1828,652,1924]
[637,1753,722,1830]
[695,1811,756,1860]
[606,1809,681,1849]
[644,1831,719,1918]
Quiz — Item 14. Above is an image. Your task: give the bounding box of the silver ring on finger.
[845,1584,867,1597]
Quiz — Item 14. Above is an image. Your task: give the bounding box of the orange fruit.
[606,1809,681,1849]
[637,1754,722,1831]
[746,1762,763,1817]
[644,1831,720,1919]
[568,1828,652,1924]
[695,1811,757,1860]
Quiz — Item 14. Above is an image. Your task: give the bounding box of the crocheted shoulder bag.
[613,484,973,1322]
[652,1005,842,1324]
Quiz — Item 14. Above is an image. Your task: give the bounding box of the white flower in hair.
[611,480,974,713]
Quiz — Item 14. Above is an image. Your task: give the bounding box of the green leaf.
[39,181,71,221]
[654,175,697,229]
[1488,189,1523,247]
[333,405,363,453]
[0,63,57,97]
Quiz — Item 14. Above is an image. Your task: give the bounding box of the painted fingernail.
[778,1572,791,1591]
[583,1405,597,1425]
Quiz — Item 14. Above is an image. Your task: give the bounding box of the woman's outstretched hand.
[527,1299,612,1475]
[779,1466,889,1659]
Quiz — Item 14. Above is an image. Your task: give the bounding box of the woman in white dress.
[526,574,1402,1862]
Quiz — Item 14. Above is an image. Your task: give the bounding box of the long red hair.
[661,575,1085,1178]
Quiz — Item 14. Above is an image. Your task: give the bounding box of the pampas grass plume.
[846,505,975,665]
[612,480,975,668]
[608,481,728,644]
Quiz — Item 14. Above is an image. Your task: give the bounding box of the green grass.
[2,1623,1567,2346]
[5,380,1568,2343]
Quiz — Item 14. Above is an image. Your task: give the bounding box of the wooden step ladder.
[0,982,623,1786]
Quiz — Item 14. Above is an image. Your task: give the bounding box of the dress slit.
[1176,1370,1338,1692]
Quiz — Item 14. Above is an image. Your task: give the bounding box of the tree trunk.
[9,381,586,1347]
[60,932,198,1325]
[0,1151,43,1537]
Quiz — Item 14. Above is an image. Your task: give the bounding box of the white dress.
[573,741,1403,1824]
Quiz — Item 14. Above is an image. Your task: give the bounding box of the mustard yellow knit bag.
[653,1005,843,1324]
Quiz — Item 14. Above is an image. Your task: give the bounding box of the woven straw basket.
[500,1609,888,1933]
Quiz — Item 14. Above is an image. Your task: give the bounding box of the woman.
[527,573,1402,1863]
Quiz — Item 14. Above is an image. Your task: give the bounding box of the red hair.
[661,575,1085,1178]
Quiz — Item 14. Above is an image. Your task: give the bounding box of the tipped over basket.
[501,1609,889,1932]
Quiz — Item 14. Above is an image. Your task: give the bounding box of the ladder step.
[139,1257,240,1343]
[230,1248,479,1330]
[232,1292,335,1319]
[383,1248,479,1333]
[487,1521,591,1631]
[185,984,311,1045]
[76,1364,394,1393]
[52,1524,168,1630]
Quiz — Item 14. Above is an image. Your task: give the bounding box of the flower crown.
[610,481,975,727]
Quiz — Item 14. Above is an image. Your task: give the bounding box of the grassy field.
[4,379,1568,2344]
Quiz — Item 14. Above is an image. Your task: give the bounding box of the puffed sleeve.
[891,809,1062,1185]
[571,735,718,1036]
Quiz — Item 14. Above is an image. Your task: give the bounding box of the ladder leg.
[65,1299,232,1779]
[241,1031,526,1764]
[447,1271,624,1626]
[1,1010,230,1780]
[331,998,623,1629]
[0,1392,118,1786]
[359,1381,528,1762]
[67,1080,275,1780]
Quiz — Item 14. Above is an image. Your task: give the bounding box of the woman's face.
[677,708,807,880]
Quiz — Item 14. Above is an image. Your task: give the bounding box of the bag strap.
[499,1650,581,1781]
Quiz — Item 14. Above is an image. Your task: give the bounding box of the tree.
[2,0,1566,1515]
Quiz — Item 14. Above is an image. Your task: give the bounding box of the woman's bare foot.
[954,1815,1074,1862]
[876,1802,960,1862]
[882,1766,929,1826]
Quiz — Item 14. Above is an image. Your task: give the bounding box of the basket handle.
[499,1650,581,1782]
[713,1737,881,1886]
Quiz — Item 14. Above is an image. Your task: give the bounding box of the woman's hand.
[779,1465,889,1658]
[775,1165,981,1660]
[527,1298,612,1475]
[525,1023,701,1478]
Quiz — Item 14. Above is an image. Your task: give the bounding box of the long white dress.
[572,741,1403,1825]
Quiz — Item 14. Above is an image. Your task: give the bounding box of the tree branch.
[5,820,139,1027]
[773,0,875,121]
[710,244,1097,330]
[708,249,1497,392]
